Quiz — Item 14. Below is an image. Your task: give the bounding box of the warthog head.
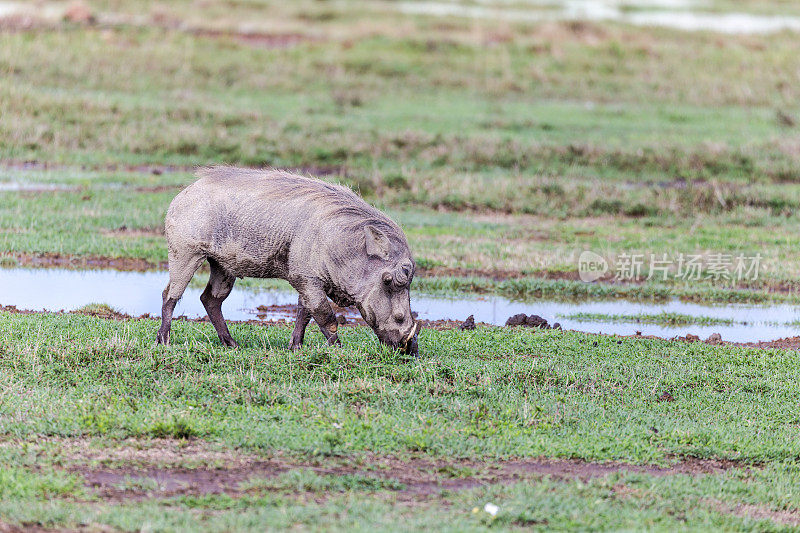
[355,225,419,356]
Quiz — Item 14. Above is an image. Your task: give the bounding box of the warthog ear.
[364,225,390,259]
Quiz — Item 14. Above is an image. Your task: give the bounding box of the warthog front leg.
[291,287,341,349]
[289,297,312,351]
[200,258,238,348]
[157,251,205,345]
[156,291,178,345]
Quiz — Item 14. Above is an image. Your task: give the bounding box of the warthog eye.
[393,263,412,286]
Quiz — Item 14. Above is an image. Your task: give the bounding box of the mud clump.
[657,391,675,403]
[74,303,129,320]
[706,332,722,344]
[777,109,796,128]
[459,315,476,330]
[506,313,550,329]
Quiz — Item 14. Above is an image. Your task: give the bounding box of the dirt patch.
[4,252,165,272]
[0,302,154,322]
[0,436,260,469]
[0,293,476,332]
[656,391,675,403]
[0,304,37,316]
[100,225,164,237]
[4,436,743,503]
[73,303,130,320]
[743,336,800,350]
[0,252,529,281]
[1,160,344,179]
[706,499,800,527]
[132,185,184,193]
[418,265,617,283]
[418,265,527,281]
[254,303,301,321]
[193,29,317,49]
[254,302,364,325]
[0,159,193,175]
[417,266,622,284]
[733,503,800,526]
[0,521,63,533]
[70,449,747,503]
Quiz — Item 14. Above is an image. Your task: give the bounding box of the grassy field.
[4,0,800,530]
[3,311,800,530]
[3,0,800,297]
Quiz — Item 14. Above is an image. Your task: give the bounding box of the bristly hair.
[196,165,403,241]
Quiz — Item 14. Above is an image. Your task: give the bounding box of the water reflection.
[0,267,798,342]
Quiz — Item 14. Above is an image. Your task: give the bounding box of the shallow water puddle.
[0,181,78,192]
[0,267,798,342]
[0,1,66,20]
[397,1,800,34]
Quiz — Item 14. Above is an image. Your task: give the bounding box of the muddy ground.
[0,159,344,179]
[0,437,746,504]
[75,454,741,503]
[3,434,793,530]
[0,251,525,280]
[3,252,167,272]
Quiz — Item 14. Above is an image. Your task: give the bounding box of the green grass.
[560,311,737,327]
[3,1,800,302]
[1,311,799,462]
[4,168,800,303]
[2,311,800,529]
[240,469,407,493]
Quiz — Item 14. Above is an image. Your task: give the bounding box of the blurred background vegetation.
[2,0,800,296]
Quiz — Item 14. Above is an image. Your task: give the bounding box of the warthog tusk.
[403,322,420,350]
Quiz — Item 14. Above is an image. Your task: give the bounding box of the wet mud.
[192,29,319,49]
[1,159,345,179]
[0,159,194,175]
[3,252,166,272]
[72,453,747,503]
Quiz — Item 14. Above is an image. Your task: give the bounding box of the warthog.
[156,166,419,355]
